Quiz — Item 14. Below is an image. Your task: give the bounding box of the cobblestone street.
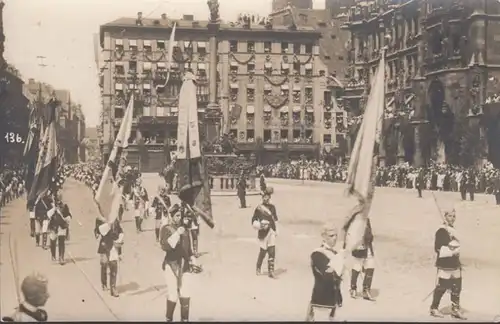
[1,176,499,321]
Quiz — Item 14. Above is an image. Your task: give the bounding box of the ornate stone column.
[205,0,223,143]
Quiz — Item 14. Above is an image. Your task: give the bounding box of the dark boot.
[430,278,448,317]
[256,248,267,275]
[166,300,177,322]
[350,269,360,298]
[109,261,119,297]
[267,246,276,279]
[42,233,48,249]
[362,268,375,301]
[49,239,57,261]
[58,235,66,264]
[179,297,190,322]
[155,228,160,242]
[100,263,108,290]
[30,219,35,237]
[35,234,40,246]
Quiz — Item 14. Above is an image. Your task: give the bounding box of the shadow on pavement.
[354,288,380,299]
[117,281,140,294]
[128,284,166,296]
[261,268,287,278]
[70,256,95,263]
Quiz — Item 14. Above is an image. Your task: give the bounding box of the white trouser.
[438,268,461,279]
[164,265,194,301]
[259,229,276,250]
[35,220,49,234]
[351,253,375,272]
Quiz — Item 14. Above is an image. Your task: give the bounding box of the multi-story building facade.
[24,79,86,164]
[342,0,500,168]
[99,11,343,167]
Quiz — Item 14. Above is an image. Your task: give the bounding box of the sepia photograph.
[0,0,499,321]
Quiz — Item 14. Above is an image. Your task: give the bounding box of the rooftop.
[101,16,317,33]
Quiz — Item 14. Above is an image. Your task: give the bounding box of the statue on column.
[207,0,220,23]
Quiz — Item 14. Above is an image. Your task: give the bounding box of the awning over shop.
[264,105,272,112]
[115,83,123,90]
[115,61,124,66]
[143,62,152,70]
[293,106,301,112]
[157,62,166,68]
[264,62,272,68]
[170,107,179,113]
[281,84,289,90]
[143,40,151,46]
[280,106,289,113]
[293,85,301,91]
[246,105,255,114]
[197,63,206,70]
[197,41,206,48]
[230,61,238,67]
[306,105,314,112]
[115,39,123,45]
[129,40,137,46]
[230,83,239,89]
[264,84,272,90]
[143,83,151,90]
[305,63,312,69]
[247,83,255,89]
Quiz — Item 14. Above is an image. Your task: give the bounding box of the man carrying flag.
[306,48,386,321]
[93,94,134,297]
[159,71,214,322]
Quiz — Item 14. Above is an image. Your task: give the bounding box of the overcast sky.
[4,0,324,126]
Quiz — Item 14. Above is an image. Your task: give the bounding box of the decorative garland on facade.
[172,50,193,64]
[114,50,125,61]
[265,95,289,109]
[144,51,165,63]
[263,75,288,86]
[292,54,313,65]
[229,52,256,65]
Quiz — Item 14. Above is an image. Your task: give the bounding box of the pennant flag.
[94,94,134,224]
[342,51,386,252]
[24,103,41,193]
[27,98,59,206]
[156,23,177,90]
[176,72,215,228]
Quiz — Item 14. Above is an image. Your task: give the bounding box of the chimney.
[182,14,194,21]
[136,12,143,26]
[161,13,167,20]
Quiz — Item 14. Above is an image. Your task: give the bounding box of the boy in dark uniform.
[95,218,124,297]
[429,210,466,320]
[251,187,279,278]
[349,218,376,301]
[306,224,346,321]
[159,204,199,322]
[47,194,72,264]
[151,186,171,242]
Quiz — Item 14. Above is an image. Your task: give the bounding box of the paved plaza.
[1,175,499,321]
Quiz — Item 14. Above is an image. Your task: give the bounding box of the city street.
[1,175,499,321]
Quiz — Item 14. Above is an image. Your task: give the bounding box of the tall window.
[229,40,238,52]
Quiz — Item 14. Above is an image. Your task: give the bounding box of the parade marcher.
[34,195,52,249]
[306,224,345,322]
[237,172,247,208]
[429,210,466,320]
[95,218,124,297]
[47,194,72,264]
[467,168,476,201]
[259,173,267,193]
[1,273,50,322]
[459,170,467,201]
[251,187,279,279]
[186,207,201,257]
[132,179,149,233]
[27,202,36,238]
[151,186,171,242]
[349,218,376,301]
[416,168,425,198]
[160,204,200,322]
